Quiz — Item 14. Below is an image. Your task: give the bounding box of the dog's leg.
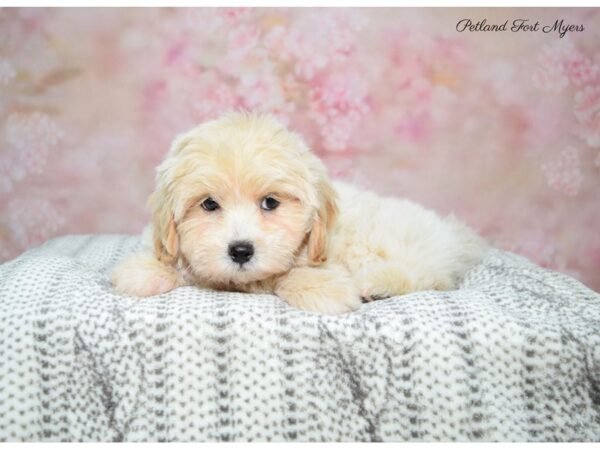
[274,266,361,315]
[355,261,455,301]
[110,251,183,297]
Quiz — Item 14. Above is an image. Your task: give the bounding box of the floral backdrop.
[1,7,599,291]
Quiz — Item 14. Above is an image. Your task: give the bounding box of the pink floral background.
[1,7,599,291]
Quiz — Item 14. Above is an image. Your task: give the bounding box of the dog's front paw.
[110,252,180,297]
[275,267,361,315]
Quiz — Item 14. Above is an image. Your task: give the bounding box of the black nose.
[228,241,254,264]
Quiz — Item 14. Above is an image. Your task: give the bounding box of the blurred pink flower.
[191,71,238,121]
[140,74,237,161]
[533,38,599,93]
[163,38,189,67]
[216,25,271,81]
[237,69,295,117]
[384,29,430,87]
[181,8,225,34]
[226,24,261,62]
[567,56,599,87]
[477,60,524,106]
[392,78,434,142]
[262,25,287,54]
[573,86,600,147]
[434,36,471,69]
[0,112,65,193]
[573,85,600,122]
[221,7,254,25]
[272,10,366,80]
[532,65,569,93]
[7,198,65,249]
[395,112,430,142]
[541,146,583,196]
[532,39,578,93]
[308,72,369,152]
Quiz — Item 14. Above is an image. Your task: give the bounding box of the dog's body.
[111,112,488,314]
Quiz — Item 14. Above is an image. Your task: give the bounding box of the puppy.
[111,112,488,314]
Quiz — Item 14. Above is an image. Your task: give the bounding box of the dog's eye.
[260,196,280,211]
[200,197,220,211]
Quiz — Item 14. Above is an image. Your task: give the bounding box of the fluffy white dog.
[111,112,488,314]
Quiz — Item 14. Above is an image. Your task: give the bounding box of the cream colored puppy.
[111,112,488,314]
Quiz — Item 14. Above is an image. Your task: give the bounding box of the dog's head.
[150,112,338,287]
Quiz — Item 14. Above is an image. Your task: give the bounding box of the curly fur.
[111,112,488,314]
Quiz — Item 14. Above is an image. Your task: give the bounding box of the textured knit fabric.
[0,234,599,442]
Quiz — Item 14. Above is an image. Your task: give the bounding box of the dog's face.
[150,113,337,287]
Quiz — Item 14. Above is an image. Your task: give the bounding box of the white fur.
[328,181,487,299]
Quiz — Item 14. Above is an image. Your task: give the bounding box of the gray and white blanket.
[0,234,599,442]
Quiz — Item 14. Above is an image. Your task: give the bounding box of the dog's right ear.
[149,190,179,266]
[148,132,195,265]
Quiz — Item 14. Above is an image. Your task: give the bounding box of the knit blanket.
[0,234,599,442]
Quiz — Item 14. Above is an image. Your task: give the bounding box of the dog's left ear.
[307,179,338,266]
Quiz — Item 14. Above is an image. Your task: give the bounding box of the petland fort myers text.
[456,18,584,38]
